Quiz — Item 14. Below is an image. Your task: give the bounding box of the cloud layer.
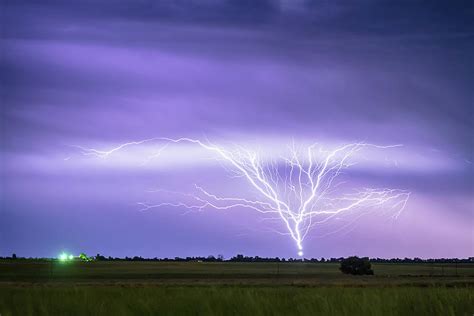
[1,0,473,258]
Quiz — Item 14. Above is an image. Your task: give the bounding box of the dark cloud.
[4,0,473,37]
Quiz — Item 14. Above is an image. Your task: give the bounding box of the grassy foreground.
[1,261,473,315]
[2,261,473,285]
[1,285,473,316]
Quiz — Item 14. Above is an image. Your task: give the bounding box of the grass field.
[1,260,473,315]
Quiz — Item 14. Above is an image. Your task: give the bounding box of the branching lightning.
[74,138,410,256]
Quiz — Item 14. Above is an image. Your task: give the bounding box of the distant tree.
[96,254,106,261]
[340,256,374,275]
[207,255,216,262]
[217,254,224,261]
[12,253,17,260]
[320,257,325,262]
[229,254,244,262]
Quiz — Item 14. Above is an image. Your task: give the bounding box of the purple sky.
[1,0,473,259]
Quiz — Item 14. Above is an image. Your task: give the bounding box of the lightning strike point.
[76,138,410,256]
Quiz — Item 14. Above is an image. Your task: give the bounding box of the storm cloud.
[1,0,473,258]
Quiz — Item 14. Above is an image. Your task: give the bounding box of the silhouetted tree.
[340,256,374,275]
[12,253,17,260]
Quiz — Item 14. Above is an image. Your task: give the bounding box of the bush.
[340,256,374,275]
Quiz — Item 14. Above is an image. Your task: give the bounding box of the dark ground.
[1,260,473,315]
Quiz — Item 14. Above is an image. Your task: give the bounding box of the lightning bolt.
[74,138,410,257]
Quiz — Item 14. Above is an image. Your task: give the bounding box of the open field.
[1,260,473,286]
[1,260,473,315]
[1,285,472,316]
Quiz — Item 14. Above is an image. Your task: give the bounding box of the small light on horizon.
[58,252,74,261]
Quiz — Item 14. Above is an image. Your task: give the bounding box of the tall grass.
[1,285,472,316]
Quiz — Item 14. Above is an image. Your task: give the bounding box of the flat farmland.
[1,260,473,286]
[1,260,473,315]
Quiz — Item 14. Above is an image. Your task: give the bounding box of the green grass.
[1,261,473,315]
[1,261,472,285]
[0,285,472,316]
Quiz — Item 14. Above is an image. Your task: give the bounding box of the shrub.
[340,256,374,275]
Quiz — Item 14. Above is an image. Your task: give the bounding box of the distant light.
[59,253,68,261]
[58,252,75,261]
[298,251,303,257]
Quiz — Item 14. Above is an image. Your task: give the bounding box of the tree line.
[2,253,473,263]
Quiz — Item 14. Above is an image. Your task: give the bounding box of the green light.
[79,253,92,262]
[68,254,74,260]
[59,253,68,261]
